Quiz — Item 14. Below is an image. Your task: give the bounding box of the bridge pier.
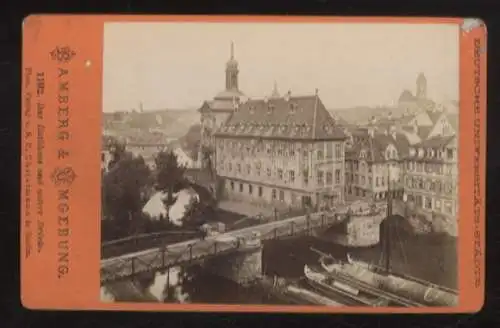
[204,243,263,286]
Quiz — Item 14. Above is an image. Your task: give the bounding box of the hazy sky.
[102,22,459,112]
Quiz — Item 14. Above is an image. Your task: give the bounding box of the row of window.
[346,160,399,173]
[406,161,454,175]
[408,147,455,160]
[229,181,286,202]
[407,194,454,215]
[346,173,401,187]
[405,176,454,195]
[317,169,342,186]
[221,163,341,187]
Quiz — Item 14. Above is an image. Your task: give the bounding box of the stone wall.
[204,246,263,285]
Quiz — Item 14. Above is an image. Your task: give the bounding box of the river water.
[129,220,458,304]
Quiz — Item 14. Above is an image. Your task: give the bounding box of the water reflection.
[107,223,457,304]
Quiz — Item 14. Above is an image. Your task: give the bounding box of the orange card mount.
[21,15,486,313]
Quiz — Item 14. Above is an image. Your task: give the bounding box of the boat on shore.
[318,166,459,307]
[303,264,391,306]
[314,249,458,307]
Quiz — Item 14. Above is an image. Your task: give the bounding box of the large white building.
[214,91,347,211]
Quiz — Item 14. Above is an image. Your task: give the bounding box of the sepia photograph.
[99,21,460,307]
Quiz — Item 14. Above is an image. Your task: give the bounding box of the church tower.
[225,42,239,90]
[416,72,427,99]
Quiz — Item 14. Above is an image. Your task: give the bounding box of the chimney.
[284,90,291,101]
[387,111,392,120]
[369,115,376,125]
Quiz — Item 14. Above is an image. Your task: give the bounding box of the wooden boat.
[316,166,459,307]
[303,264,390,306]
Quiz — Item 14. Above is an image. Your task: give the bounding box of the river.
[126,221,458,304]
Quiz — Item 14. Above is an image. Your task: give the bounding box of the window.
[368,165,372,173]
[361,176,365,185]
[368,177,373,186]
[317,170,324,186]
[278,169,283,180]
[279,190,285,202]
[376,177,380,187]
[447,149,454,160]
[248,184,253,195]
[381,176,385,186]
[272,189,277,200]
[326,143,333,158]
[237,164,241,173]
[246,164,251,175]
[444,201,453,214]
[415,195,423,207]
[267,168,271,177]
[230,181,234,190]
[355,174,359,184]
[435,199,441,210]
[326,171,333,185]
[303,169,309,185]
[425,197,432,210]
[317,149,324,160]
[335,169,341,184]
[335,144,342,158]
[228,163,232,171]
[289,170,295,183]
[258,186,263,197]
[239,183,243,192]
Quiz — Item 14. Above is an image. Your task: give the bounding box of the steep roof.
[446,113,459,132]
[417,126,433,140]
[214,94,347,140]
[346,131,411,162]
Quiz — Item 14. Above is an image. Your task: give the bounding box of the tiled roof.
[414,135,456,149]
[214,94,347,141]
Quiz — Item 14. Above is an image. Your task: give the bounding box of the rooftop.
[214,94,347,141]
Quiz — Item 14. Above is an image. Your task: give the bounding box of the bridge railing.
[101,230,201,259]
[101,211,349,283]
[101,237,245,283]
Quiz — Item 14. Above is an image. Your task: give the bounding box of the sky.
[102,22,459,112]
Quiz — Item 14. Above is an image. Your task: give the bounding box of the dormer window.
[418,148,424,158]
[409,148,416,157]
[360,150,366,159]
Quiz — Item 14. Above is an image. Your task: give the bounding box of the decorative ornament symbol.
[50,46,76,63]
[51,167,77,187]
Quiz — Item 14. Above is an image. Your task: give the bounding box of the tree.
[102,154,151,239]
[155,150,187,207]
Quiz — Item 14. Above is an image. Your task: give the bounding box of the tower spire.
[271,80,280,98]
[230,41,234,59]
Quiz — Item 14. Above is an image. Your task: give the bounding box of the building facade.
[214,92,347,211]
[345,127,410,203]
[403,135,458,219]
